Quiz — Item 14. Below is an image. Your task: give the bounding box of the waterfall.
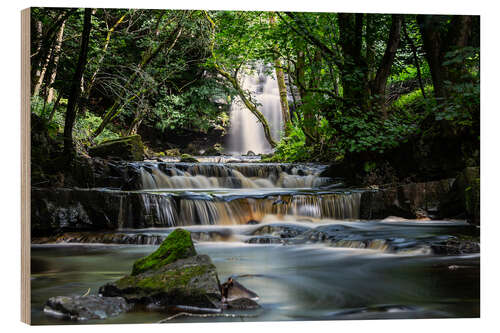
[140,194,178,227]
[138,192,362,227]
[225,64,283,154]
[137,163,331,190]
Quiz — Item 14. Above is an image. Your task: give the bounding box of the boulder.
[89,135,145,161]
[180,154,199,163]
[44,295,131,321]
[99,229,222,308]
[131,229,196,275]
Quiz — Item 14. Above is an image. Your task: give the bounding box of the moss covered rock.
[165,148,180,157]
[131,229,196,275]
[99,229,222,308]
[89,135,144,161]
[180,153,199,163]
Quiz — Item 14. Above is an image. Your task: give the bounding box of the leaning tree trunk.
[372,14,403,118]
[216,66,277,148]
[204,10,276,148]
[46,21,65,103]
[63,8,92,158]
[269,14,291,136]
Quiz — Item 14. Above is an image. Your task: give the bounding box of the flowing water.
[225,64,283,154]
[30,66,479,324]
[31,159,480,324]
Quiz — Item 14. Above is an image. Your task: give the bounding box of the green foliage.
[392,85,434,111]
[435,47,480,131]
[150,79,233,134]
[388,63,430,84]
[271,125,311,162]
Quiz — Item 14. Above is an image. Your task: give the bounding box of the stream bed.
[31,220,480,324]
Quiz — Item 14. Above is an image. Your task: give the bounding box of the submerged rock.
[44,295,131,321]
[89,135,145,161]
[431,237,480,255]
[251,223,311,239]
[99,229,222,308]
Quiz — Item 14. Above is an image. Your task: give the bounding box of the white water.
[225,64,283,154]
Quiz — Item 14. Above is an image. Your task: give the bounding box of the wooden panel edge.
[21,7,31,325]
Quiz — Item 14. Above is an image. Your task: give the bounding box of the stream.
[30,159,480,324]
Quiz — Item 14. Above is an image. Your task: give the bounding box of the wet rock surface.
[89,135,145,161]
[360,179,455,220]
[44,295,131,321]
[99,230,222,308]
[250,223,311,239]
[226,298,260,310]
[100,255,222,308]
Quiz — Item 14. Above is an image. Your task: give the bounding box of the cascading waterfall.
[126,60,361,228]
[225,64,283,154]
[136,191,362,226]
[140,194,178,227]
[137,163,332,189]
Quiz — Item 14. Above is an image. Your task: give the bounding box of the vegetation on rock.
[131,228,196,275]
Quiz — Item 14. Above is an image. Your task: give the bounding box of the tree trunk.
[417,15,473,100]
[269,14,291,136]
[46,21,65,103]
[33,40,53,97]
[417,15,447,100]
[338,13,368,109]
[63,8,92,158]
[47,93,62,124]
[372,14,403,118]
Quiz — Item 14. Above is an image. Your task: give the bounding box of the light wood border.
[21,7,31,325]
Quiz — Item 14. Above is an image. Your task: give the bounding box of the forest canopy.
[31,8,479,170]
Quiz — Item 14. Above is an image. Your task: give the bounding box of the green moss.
[88,134,145,161]
[116,264,210,292]
[131,229,196,275]
[180,154,199,163]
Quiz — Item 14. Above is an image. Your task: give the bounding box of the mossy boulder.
[131,229,196,275]
[165,148,181,157]
[180,153,199,163]
[99,229,222,308]
[89,135,144,161]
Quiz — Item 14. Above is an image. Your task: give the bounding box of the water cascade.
[225,64,283,154]
[137,163,333,189]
